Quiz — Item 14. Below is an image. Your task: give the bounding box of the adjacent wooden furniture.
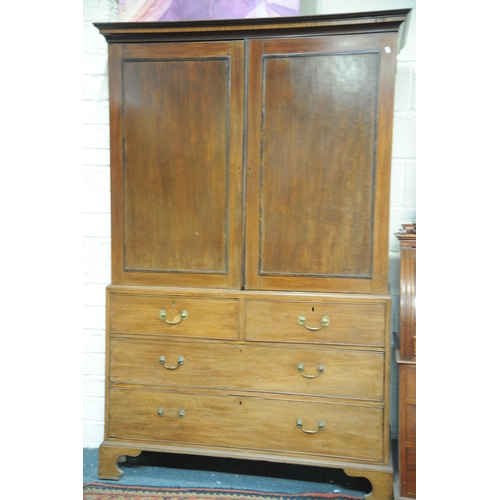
[395,224,416,499]
[95,11,409,500]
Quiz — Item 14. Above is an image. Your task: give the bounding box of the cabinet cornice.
[94,9,410,44]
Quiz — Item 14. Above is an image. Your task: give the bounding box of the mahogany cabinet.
[95,11,409,500]
[395,224,416,498]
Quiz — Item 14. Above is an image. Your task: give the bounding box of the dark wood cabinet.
[95,11,409,500]
[395,223,416,499]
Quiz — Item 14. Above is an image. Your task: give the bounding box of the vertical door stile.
[244,39,265,291]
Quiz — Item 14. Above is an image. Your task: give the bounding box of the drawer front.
[109,338,384,400]
[245,300,386,346]
[108,388,384,462]
[110,293,239,339]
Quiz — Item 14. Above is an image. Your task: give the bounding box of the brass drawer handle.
[159,355,185,370]
[297,363,325,378]
[296,419,325,434]
[159,309,188,325]
[298,315,329,331]
[158,408,185,418]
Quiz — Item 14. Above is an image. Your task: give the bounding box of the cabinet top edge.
[94,9,410,42]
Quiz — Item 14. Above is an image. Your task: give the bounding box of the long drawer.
[245,299,387,346]
[109,338,384,401]
[109,293,239,339]
[108,387,384,462]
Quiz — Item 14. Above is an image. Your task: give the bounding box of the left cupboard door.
[108,41,245,289]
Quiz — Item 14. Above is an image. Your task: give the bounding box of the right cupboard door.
[245,33,399,294]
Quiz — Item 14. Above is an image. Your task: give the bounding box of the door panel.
[260,51,377,277]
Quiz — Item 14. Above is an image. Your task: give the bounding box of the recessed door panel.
[260,52,378,277]
[110,42,244,288]
[124,58,228,273]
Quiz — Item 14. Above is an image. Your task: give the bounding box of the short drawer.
[109,338,385,401]
[109,293,239,339]
[245,299,387,346]
[108,388,384,462]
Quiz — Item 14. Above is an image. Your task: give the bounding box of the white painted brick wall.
[82,0,416,447]
[83,0,117,447]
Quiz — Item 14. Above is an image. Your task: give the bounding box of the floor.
[83,448,370,497]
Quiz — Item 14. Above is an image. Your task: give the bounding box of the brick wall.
[82,0,417,447]
[83,0,117,447]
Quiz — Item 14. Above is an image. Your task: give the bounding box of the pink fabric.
[118,0,300,22]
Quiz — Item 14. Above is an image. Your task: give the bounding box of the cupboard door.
[245,33,398,294]
[110,41,244,288]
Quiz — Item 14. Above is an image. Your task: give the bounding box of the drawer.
[109,293,239,339]
[108,388,384,462]
[109,338,384,401]
[245,299,386,346]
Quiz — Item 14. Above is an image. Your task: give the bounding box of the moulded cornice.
[94,9,411,45]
